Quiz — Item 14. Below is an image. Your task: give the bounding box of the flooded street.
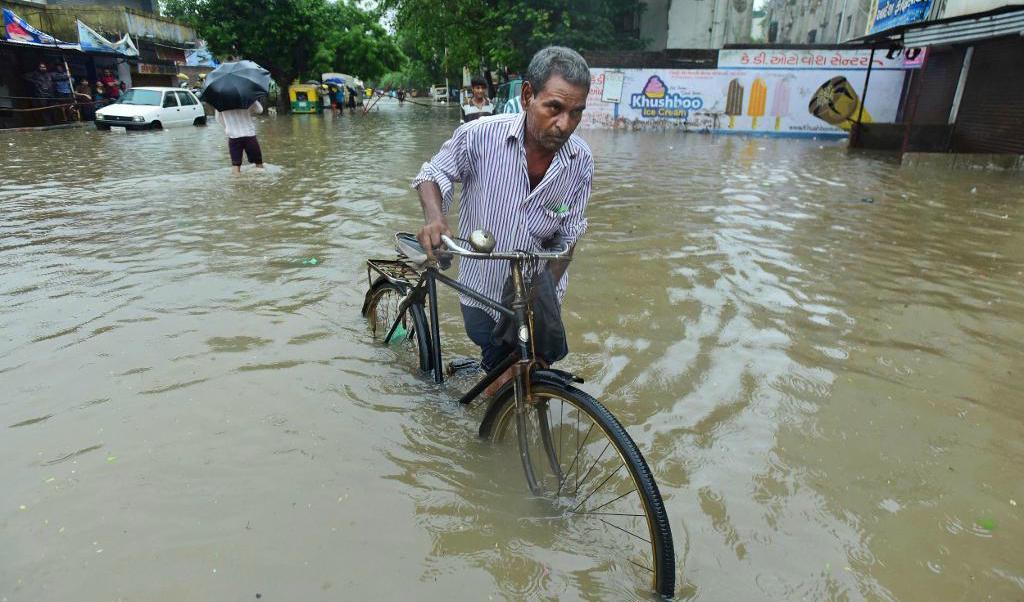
[2,102,1023,601]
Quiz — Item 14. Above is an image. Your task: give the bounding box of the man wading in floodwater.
[412,46,593,395]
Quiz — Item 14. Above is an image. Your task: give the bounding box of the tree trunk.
[268,71,292,114]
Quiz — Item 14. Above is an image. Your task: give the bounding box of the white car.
[95,87,206,131]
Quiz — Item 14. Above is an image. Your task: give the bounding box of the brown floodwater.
[1,100,1022,601]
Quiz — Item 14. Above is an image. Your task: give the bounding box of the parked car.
[95,87,206,131]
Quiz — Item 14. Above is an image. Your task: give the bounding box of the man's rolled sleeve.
[559,161,593,248]
[411,123,472,213]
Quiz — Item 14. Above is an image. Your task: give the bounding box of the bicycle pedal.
[446,358,480,376]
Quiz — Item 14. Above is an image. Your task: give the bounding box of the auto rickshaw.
[289,83,322,114]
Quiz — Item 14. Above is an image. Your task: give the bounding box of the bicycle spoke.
[557,421,593,496]
[572,511,646,518]
[571,462,623,513]
[628,558,655,574]
[582,488,635,514]
[600,518,651,545]
[575,439,612,497]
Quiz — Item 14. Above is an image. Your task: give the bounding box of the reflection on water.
[2,102,1022,600]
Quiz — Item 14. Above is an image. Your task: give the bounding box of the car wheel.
[150,121,162,130]
[95,123,110,131]
[193,116,207,126]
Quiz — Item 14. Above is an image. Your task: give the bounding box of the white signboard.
[581,49,909,136]
[601,71,624,103]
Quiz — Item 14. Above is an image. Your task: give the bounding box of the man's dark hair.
[470,74,487,88]
[526,46,590,94]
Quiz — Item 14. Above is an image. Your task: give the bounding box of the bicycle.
[362,231,676,597]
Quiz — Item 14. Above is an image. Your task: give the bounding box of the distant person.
[346,86,357,109]
[51,64,73,121]
[118,81,127,95]
[334,85,345,114]
[397,88,406,104]
[93,83,107,109]
[75,79,95,121]
[23,62,53,125]
[215,100,264,174]
[461,75,493,122]
[100,69,120,100]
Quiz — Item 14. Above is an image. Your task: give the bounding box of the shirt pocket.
[529,206,567,243]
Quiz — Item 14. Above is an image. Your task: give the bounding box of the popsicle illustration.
[771,77,790,131]
[748,78,767,129]
[725,79,744,129]
[808,76,873,131]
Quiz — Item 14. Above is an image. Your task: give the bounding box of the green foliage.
[377,60,432,90]
[162,0,403,108]
[380,0,646,80]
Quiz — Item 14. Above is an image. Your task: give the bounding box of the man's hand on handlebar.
[417,219,451,261]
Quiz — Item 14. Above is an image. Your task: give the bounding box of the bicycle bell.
[469,229,496,253]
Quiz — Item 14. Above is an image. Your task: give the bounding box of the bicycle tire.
[362,278,432,374]
[481,380,676,597]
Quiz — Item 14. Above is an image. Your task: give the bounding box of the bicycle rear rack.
[366,258,421,287]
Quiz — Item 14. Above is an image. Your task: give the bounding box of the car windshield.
[117,89,162,106]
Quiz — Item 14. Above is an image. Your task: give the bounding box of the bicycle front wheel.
[482,382,676,597]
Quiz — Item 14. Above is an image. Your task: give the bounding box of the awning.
[849,5,1024,47]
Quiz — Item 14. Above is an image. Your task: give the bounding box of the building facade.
[0,0,198,128]
[763,0,874,44]
[45,0,159,17]
[641,0,755,50]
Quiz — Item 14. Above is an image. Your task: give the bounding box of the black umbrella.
[199,60,271,111]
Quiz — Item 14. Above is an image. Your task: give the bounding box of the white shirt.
[215,101,262,138]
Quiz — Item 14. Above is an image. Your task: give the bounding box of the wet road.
[2,101,1023,600]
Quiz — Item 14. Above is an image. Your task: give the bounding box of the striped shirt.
[412,112,593,319]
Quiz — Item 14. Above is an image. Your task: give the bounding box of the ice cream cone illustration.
[771,77,790,131]
[726,79,744,129]
[748,78,767,129]
[808,76,873,131]
[642,75,667,99]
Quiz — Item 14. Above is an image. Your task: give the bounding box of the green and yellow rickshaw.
[289,83,322,114]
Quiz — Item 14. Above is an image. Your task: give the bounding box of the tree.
[163,0,403,112]
[380,0,647,83]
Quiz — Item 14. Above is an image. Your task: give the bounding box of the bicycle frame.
[417,258,535,404]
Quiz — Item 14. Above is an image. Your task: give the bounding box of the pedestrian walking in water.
[215,100,264,174]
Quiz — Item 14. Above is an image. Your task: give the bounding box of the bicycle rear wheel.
[362,278,432,374]
[481,381,676,597]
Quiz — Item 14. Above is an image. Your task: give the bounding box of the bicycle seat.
[395,232,451,270]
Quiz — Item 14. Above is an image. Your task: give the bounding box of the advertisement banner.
[581,49,909,137]
[77,20,139,56]
[868,0,934,34]
[3,8,77,48]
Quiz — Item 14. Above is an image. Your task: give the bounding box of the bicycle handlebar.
[440,234,571,261]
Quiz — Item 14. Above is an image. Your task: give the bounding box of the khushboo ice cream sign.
[629,75,704,118]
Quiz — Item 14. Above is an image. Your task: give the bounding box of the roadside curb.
[0,122,89,134]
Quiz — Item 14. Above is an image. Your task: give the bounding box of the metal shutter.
[952,36,1024,154]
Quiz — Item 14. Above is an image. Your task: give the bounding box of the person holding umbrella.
[199,60,271,174]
